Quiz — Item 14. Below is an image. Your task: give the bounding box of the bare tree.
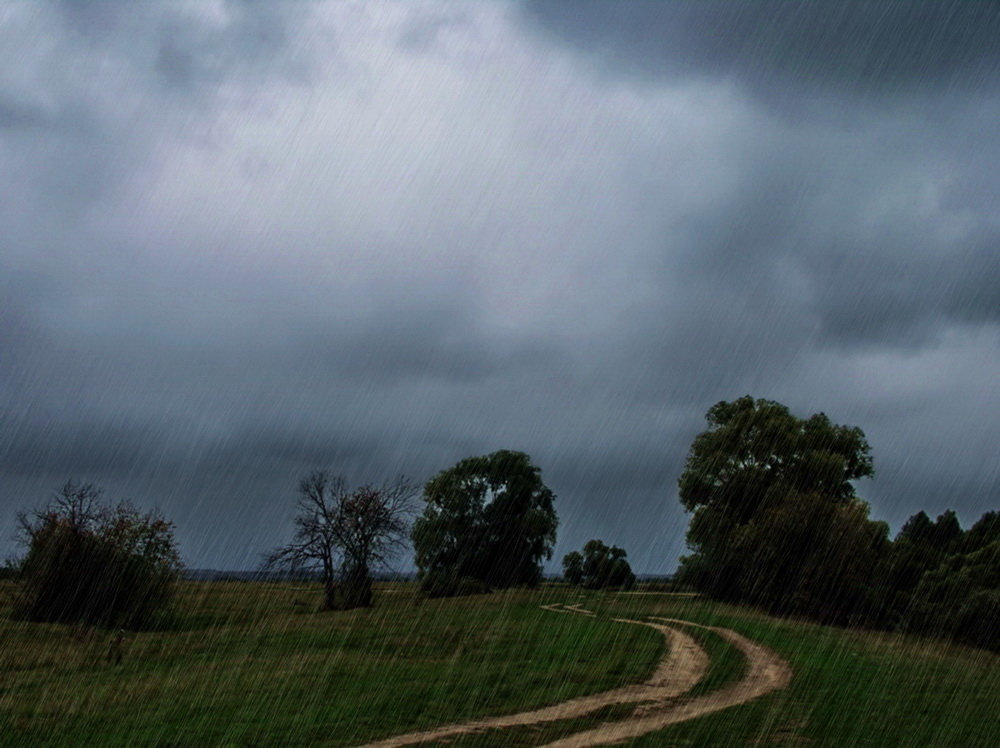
[265,472,417,610]
[17,480,105,542]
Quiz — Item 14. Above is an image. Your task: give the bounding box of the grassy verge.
[3,583,997,746]
[0,581,660,746]
[585,591,1000,746]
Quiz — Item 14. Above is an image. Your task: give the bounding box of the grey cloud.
[55,0,304,90]
[520,0,1000,96]
[2,1,997,572]
[0,94,54,130]
[0,418,159,479]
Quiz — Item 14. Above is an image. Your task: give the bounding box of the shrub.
[15,481,182,629]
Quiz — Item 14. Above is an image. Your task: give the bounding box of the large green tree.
[413,450,557,596]
[679,396,873,521]
[677,396,877,608]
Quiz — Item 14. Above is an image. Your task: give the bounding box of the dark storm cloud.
[0,418,158,478]
[520,0,1000,94]
[2,1,997,571]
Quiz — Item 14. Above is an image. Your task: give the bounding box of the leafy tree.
[728,493,889,623]
[564,539,636,590]
[897,510,936,545]
[905,539,1000,651]
[679,396,873,520]
[562,550,584,586]
[14,481,182,629]
[265,473,417,610]
[965,511,1000,553]
[879,509,968,622]
[677,396,875,606]
[413,450,557,596]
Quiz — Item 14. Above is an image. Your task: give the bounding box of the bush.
[15,481,182,629]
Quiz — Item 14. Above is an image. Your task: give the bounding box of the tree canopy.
[412,450,557,596]
[563,539,635,590]
[15,480,182,629]
[677,397,880,617]
[679,396,873,523]
[676,397,999,650]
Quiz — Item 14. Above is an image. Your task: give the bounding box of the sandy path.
[540,617,792,747]
[358,604,708,747]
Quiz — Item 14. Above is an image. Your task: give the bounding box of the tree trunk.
[340,563,372,609]
[322,562,338,610]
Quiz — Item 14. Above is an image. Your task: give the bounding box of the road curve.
[540,617,792,747]
[357,604,708,747]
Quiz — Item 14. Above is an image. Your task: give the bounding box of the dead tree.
[264,473,416,610]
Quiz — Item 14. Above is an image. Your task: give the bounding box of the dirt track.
[541,617,792,746]
[359,604,791,747]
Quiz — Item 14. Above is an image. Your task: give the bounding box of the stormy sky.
[1,1,997,573]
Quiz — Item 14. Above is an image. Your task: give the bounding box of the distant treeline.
[677,396,999,652]
[6,399,996,652]
[182,569,417,583]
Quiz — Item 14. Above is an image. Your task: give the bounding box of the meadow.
[1,581,997,746]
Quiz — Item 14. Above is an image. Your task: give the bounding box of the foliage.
[14,481,182,629]
[563,540,636,590]
[964,510,1000,553]
[561,550,584,585]
[726,493,888,623]
[677,397,999,649]
[896,509,964,553]
[265,473,417,610]
[904,539,1000,651]
[677,396,878,616]
[679,396,873,521]
[0,557,20,581]
[412,450,558,596]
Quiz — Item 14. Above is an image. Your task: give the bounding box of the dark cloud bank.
[1,1,997,572]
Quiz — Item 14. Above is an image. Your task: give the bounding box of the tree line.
[4,449,565,627]
[676,396,999,651]
[4,398,996,653]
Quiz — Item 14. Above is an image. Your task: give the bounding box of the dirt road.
[541,617,792,746]
[359,605,791,748]
[359,604,707,747]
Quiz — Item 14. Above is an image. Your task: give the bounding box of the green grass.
[586,591,1000,746]
[0,581,660,746]
[2,583,997,746]
[672,621,745,698]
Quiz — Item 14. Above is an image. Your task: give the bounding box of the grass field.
[585,592,1000,746]
[0,581,660,746]
[1,581,997,746]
